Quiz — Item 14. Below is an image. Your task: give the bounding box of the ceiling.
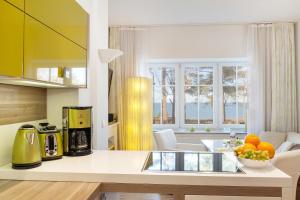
[108,0,300,26]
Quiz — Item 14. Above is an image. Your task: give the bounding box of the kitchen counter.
[0,150,293,200]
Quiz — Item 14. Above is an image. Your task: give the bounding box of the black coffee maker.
[63,106,92,156]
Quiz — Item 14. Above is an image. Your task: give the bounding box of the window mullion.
[198,85,200,125]
[176,64,181,129]
[160,85,163,124]
[159,67,163,125]
[236,65,238,125]
[218,64,223,129]
[197,67,200,125]
[214,64,220,129]
[179,65,184,128]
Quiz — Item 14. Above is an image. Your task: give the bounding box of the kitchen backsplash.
[47,88,79,129]
[0,84,47,165]
[0,84,46,125]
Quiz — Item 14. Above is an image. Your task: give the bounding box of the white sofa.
[259,131,300,153]
[154,129,208,151]
[259,131,300,200]
[272,150,300,200]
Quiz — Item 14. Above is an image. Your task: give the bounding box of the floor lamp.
[122,77,153,150]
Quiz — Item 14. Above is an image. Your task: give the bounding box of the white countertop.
[0,150,292,188]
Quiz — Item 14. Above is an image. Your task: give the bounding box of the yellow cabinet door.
[24,15,87,87]
[6,0,24,10]
[0,0,24,78]
[25,0,88,49]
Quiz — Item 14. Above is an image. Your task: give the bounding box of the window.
[149,65,176,125]
[222,65,247,125]
[148,60,247,129]
[184,64,214,125]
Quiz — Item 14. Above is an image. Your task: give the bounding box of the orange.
[243,143,257,151]
[235,144,257,156]
[245,134,261,147]
[257,142,275,159]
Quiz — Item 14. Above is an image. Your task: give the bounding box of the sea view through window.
[148,59,248,130]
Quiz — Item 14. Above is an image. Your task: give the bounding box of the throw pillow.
[259,131,287,149]
[287,132,300,144]
[290,144,300,151]
[276,141,295,153]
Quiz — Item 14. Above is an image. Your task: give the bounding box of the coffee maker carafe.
[63,107,92,156]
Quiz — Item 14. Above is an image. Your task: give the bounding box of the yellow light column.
[122,77,153,150]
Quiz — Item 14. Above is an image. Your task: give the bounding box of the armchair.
[272,150,300,200]
[154,129,208,151]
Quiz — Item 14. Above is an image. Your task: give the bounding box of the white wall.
[47,89,79,129]
[77,0,109,150]
[0,120,46,166]
[109,24,247,113]
[144,25,247,59]
[296,21,300,132]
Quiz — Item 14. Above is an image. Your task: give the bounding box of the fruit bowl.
[234,134,276,169]
[237,157,271,168]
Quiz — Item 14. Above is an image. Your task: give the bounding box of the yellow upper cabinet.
[24,15,87,87]
[0,0,24,77]
[25,0,88,49]
[6,0,24,10]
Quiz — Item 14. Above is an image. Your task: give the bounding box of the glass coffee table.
[143,151,243,174]
[202,139,234,152]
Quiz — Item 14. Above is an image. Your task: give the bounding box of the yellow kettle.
[12,124,42,169]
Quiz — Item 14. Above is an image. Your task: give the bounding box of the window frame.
[148,63,180,129]
[218,62,248,129]
[179,63,219,129]
[147,58,248,130]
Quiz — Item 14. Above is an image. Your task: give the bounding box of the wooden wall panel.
[0,84,46,125]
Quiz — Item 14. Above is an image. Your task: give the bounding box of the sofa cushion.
[259,131,287,149]
[287,132,300,144]
[290,144,300,151]
[276,141,295,153]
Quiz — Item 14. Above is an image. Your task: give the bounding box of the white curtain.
[271,23,297,132]
[109,27,137,150]
[247,24,273,133]
[247,23,297,133]
[109,27,149,149]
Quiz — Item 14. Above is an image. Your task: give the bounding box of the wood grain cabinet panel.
[25,0,88,48]
[0,0,24,78]
[24,15,87,87]
[0,84,46,125]
[0,180,101,200]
